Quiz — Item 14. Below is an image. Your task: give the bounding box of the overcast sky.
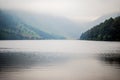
[0,0,120,22]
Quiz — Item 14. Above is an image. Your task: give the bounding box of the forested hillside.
[0,10,64,40]
[80,16,120,41]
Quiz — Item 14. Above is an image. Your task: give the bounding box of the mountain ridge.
[80,16,120,41]
[0,10,65,40]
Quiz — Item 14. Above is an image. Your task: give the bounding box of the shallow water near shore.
[0,40,120,80]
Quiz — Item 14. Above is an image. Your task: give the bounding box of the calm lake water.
[0,40,120,80]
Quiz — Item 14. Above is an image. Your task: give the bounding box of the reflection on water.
[0,40,120,80]
[0,52,68,69]
[99,53,120,67]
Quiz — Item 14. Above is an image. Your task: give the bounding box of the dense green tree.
[80,16,120,41]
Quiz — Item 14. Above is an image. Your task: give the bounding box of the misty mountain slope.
[1,10,119,40]
[80,16,120,41]
[0,10,64,40]
[82,12,120,31]
[9,11,82,39]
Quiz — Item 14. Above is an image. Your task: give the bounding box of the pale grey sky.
[0,0,120,22]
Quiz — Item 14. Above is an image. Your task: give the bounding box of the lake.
[0,40,120,80]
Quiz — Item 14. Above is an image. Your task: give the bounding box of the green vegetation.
[80,16,120,41]
[0,10,64,40]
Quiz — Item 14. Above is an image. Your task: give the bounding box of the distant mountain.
[8,10,82,39]
[1,10,119,40]
[81,12,120,32]
[80,16,120,41]
[0,10,65,40]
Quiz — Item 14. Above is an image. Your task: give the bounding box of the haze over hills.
[8,10,83,39]
[0,10,65,40]
[0,0,119,40]
[0,10,84,39]
[0,9,120,40]
[80,12,120,32]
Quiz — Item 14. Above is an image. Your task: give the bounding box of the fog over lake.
[0,0,120,80]
[0,40,120,80]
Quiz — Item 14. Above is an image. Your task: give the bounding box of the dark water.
[0,40,120,80]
